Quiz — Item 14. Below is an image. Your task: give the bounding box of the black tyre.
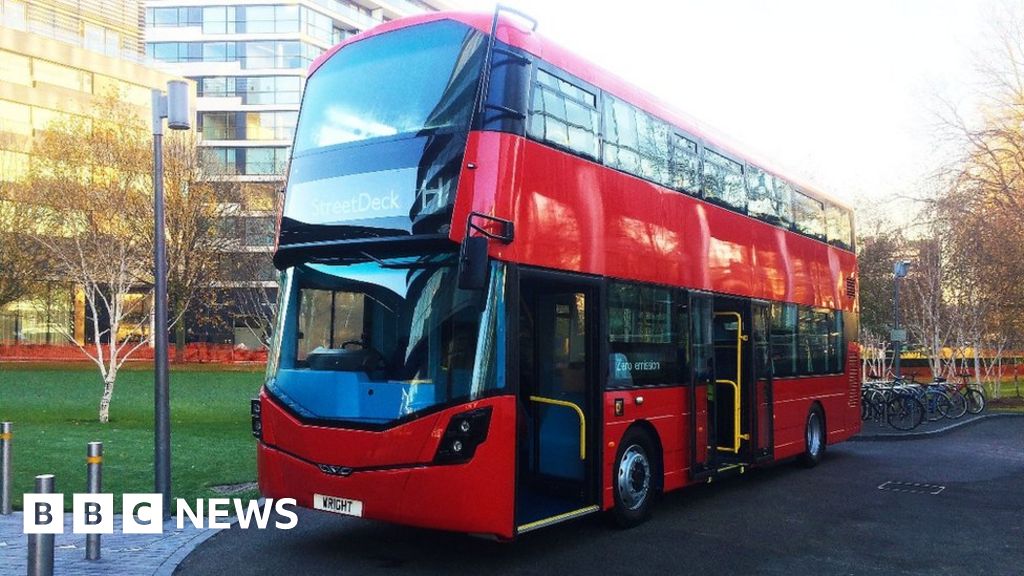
[799,406,826,468]
[923,389,952,422]
[944,389,968,419]
[887,395,924,431]
[611,428,658,528]
[965,388,986,414]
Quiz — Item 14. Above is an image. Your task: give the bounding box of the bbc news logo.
[23,494,298,534]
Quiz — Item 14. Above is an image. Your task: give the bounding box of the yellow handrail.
[529,396,586,460]
[714,379,750,453]
[714,311,749,454]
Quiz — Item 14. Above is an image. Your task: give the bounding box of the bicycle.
[896,375,953,423]
[953,373,986,414]
[929,376,968,419]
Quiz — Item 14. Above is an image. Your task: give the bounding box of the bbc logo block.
[24,494,163,534]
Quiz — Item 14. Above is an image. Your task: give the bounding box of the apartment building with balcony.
[142,0,455,346]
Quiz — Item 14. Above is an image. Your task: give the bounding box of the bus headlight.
[434,407,492,464]
[251,398,263,439]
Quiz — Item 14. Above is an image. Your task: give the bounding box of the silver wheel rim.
[807,412,822,457]
[617,444,650,511]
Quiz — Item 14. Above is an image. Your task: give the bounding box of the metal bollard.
[0,422,11,515]
[86,442,102,561]
[28,474,55,576]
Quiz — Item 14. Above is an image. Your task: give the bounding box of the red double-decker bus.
[253,8,860,540]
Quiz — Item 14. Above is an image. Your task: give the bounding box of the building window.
[200,112,239,140]
[148,41,316,68]
[702,148,745,211]
[527,68,599,159]
[33,60,92,93]
[0,100,31,136]
[244,147,288,175]
[1,0,26,30]
[245,111,297,141]
[244,216,275,246]
[203,147,238,175]
[0,50,31,87]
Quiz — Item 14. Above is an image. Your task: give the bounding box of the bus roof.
[309,11,852,212]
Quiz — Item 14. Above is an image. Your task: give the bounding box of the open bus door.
[690,295,766,477]
[514,270,601,534]
[751,302,774,463]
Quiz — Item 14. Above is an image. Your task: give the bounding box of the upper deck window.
[670,134,701,194]
[702,149,745,211]
[527,69,600,159]
[746,166,793,226]
[825,203,854,251]
[793,191,826,240]
[603,95,672,187]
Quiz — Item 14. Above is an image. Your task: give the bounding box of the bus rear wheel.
[799,406,825,468]
[611,428,658,528]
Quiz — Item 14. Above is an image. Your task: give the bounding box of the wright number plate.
[313,494,363,517]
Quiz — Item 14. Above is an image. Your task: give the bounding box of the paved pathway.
[0,513,221,576]
[855,411,1022,440]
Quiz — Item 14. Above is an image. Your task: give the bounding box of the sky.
[460,0,999,207]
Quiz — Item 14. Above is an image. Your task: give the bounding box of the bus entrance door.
[515,273,599,534]
[751,302,774,463]
[710,304,751,468]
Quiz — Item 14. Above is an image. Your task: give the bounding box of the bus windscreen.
[281,20,485,241]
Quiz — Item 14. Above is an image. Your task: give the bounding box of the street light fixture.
[892,259,912,378]
[151,80,191,515]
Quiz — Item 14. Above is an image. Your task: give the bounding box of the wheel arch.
[621,420,664,491]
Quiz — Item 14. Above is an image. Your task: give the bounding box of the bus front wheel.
[799,405,826,468]
[611,428,658,528]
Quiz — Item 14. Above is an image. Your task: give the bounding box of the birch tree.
[22,94,152,423]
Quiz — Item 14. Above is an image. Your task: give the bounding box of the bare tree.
[21,92,152,423]
[0,136,44,312]
[902,235,954,379]
[159,131,241,359]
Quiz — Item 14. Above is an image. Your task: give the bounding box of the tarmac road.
[177,418,1024,576]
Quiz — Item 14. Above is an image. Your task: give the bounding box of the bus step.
[516,505,600,534]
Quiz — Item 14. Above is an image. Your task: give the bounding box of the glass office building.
[0,0,183,345]
[143,0,454,345]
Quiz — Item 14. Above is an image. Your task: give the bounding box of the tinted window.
[797,308,831,375]
[793,191,826,239]
[702,149,745,211]
[690,294,714,385]
[607,282,688,387]
[770,303,797,377]
[528,69,600,159]
[603,95,672,187]
[825,202,854,250]
[670,134,701,194]
[747,166,793,225]
[771,303,844,376]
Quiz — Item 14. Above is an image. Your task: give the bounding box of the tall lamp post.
[892,259,912,378]
[151,81,191,515]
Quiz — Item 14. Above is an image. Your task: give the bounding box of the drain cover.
[878,481,945,495]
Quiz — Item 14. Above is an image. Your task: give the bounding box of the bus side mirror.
[458,236,489,290]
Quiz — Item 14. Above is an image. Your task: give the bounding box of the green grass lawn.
[0,362,263,511]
